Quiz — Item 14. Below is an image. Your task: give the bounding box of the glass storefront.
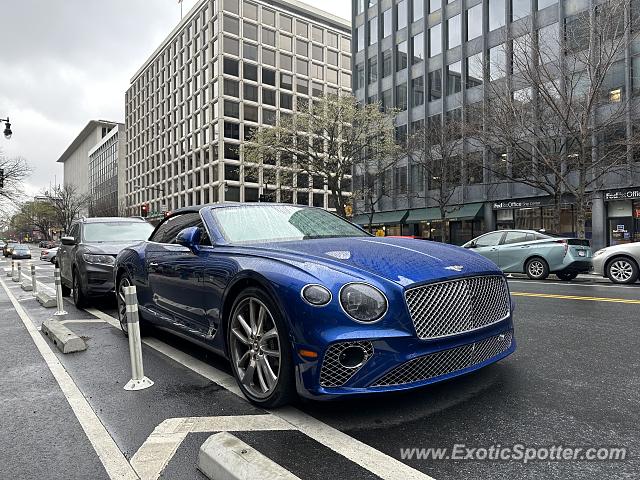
[607,200,640,245]
[495,203,591,239]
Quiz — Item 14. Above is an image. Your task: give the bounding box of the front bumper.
[295,319,515,399]
[81,264,116,295]
[591,255,606,277]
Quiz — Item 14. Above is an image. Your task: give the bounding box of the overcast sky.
[0,0,351,197]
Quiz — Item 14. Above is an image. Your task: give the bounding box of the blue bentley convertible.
[115,204,515,407]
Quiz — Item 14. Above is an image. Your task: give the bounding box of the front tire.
[606,257,639,284]
[526,258,549,280]
[72,269,89,308]
[227,287,296,408]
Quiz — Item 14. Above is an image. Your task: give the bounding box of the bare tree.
[0,150,31,206]
[45,184,92,233]
[407,116,464,243]
[245,95,399,218]
[471,0,639,237]
[10,201,58,241]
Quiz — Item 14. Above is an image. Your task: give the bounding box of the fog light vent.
[319,341,374,388]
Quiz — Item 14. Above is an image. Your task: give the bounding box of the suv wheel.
[72,269,89,308]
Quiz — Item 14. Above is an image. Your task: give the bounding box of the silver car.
[592,242,640,284]
[464,230,592,280]
[40,247,59,263]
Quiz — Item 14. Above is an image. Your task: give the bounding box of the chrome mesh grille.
[372,331,513,387]
[319,341,374,388]
[405,275,510,339]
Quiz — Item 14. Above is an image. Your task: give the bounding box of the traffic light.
[0,168,4,189]
[141,203,149,218]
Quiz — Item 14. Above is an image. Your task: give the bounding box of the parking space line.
[131,415,296,480]
[511,291,640,304]
[91,310,435,480]
[0,279,139,480]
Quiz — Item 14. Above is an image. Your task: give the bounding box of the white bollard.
[53,268,68,316]
[123,285,153,391]
[6,260,14,277]
[13,262,21,282]
[31,265,38,295]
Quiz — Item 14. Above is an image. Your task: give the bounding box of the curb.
[41,319,87,354]
[20,281,33,291]
[36,291,57,308]
[197,432,300,480]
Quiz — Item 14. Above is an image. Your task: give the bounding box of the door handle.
[149,262,159,267]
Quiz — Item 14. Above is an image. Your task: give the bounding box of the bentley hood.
[251,237,502,287]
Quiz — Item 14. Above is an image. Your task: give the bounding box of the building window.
[223,57,239,76]
[281,15,293,33]
[312,26,324,42]
[281,73,293,90]
[396,41,408,71]
[263,88,276,106]
[369,17,378,45]
[537,0,557,10]
[489,0,506,31]
[447,15,461,49]
[429,24,442,57]
[413,0,424,21]
[244,1,258,20]
[263,49,276,66]
[356,63,365,88]
[262,28,276,47]
[281,93,293,110]
[411,76,425,106]
[382,89,393,111]
[224,79,240,98]
[396,0,408,30]
[466,53,484,88]
[262,67,276,85]
[224,100,240,118]
[447,61,462,95]
[489,44,507,80]
[297,58,308,76]
[428,69,442,101]
[511,0,530,21]
[429,0,441,13]
[383,9,392,38]
[382,49,393,77]
[296,39,308,57]
[224,122,240,139]
[263,9,276,27]
[412,32,424,64]
[223,0,239,14]
[243,43,258,61]
[296,20,308,37]
[466,5,483,40]
[396,83,408,111]
[244,104,258,122]
[368,56,378,84]
[357,25,365,51]
[312,45,324,62]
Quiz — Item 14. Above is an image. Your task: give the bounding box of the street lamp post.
[1,117,12,139]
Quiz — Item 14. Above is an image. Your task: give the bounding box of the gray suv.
[58,217,154,307]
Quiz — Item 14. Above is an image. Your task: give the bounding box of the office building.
[351,0,640,249]
[125,0,352,219]
[88,124,126,217]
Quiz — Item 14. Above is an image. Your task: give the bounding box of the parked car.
[58,217,154,308]
[3,242,18,257]
[11,244,32,260]
[463,230,592,280]
[114,204,516,407]
[592,241,640,284]
[41,247,59,263]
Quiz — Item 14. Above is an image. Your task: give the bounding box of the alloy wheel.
[229,297,281,400]
[117,277,131,334]
[609,260,633,283]
[528,260,544,278]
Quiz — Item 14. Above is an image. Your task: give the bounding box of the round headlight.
[302,284,332,306]
[339,283,388,323]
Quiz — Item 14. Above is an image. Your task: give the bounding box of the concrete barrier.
[41,319,87,354]
[36,291,57,308]
[197,432,300,480]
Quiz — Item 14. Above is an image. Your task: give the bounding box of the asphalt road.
[1,246,638,480]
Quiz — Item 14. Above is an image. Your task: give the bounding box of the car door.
[471,231,505,266]
[145,212,210,338]
[498,231,532,272]
[59,223,80,286]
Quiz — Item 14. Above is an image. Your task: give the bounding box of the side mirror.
[61,236,76,246]
[464,242,476,249]
[176,226,202,253]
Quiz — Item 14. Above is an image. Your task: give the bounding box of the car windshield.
[14,246,28,251]
[212,205,369,244]
[83,222,155,243]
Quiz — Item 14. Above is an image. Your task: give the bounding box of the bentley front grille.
[405,275,510,339]
[372,330,513,387]
[319,341,374,388]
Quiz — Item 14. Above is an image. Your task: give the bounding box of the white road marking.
[131,415,296,480]
[91,311,434,480]
[60,319,108,325]
[0,278,138,480]
[507,279,638,289]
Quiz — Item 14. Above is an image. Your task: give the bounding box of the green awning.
[352,210,409,226]
[406,203,484,223]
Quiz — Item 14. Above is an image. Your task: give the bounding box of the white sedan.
[592,241,640,284]
[40,247,59,264]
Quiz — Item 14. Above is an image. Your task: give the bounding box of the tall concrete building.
[57,120,119,196]
[125,0,352,219]
[351,0,640,249]
[88,123,126,217]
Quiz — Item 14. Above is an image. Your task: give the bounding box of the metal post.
[53,268,67,316]
[31,265,37,295]
[7,260,14,277]
[123,285,153,391]
[13,262,21,282]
